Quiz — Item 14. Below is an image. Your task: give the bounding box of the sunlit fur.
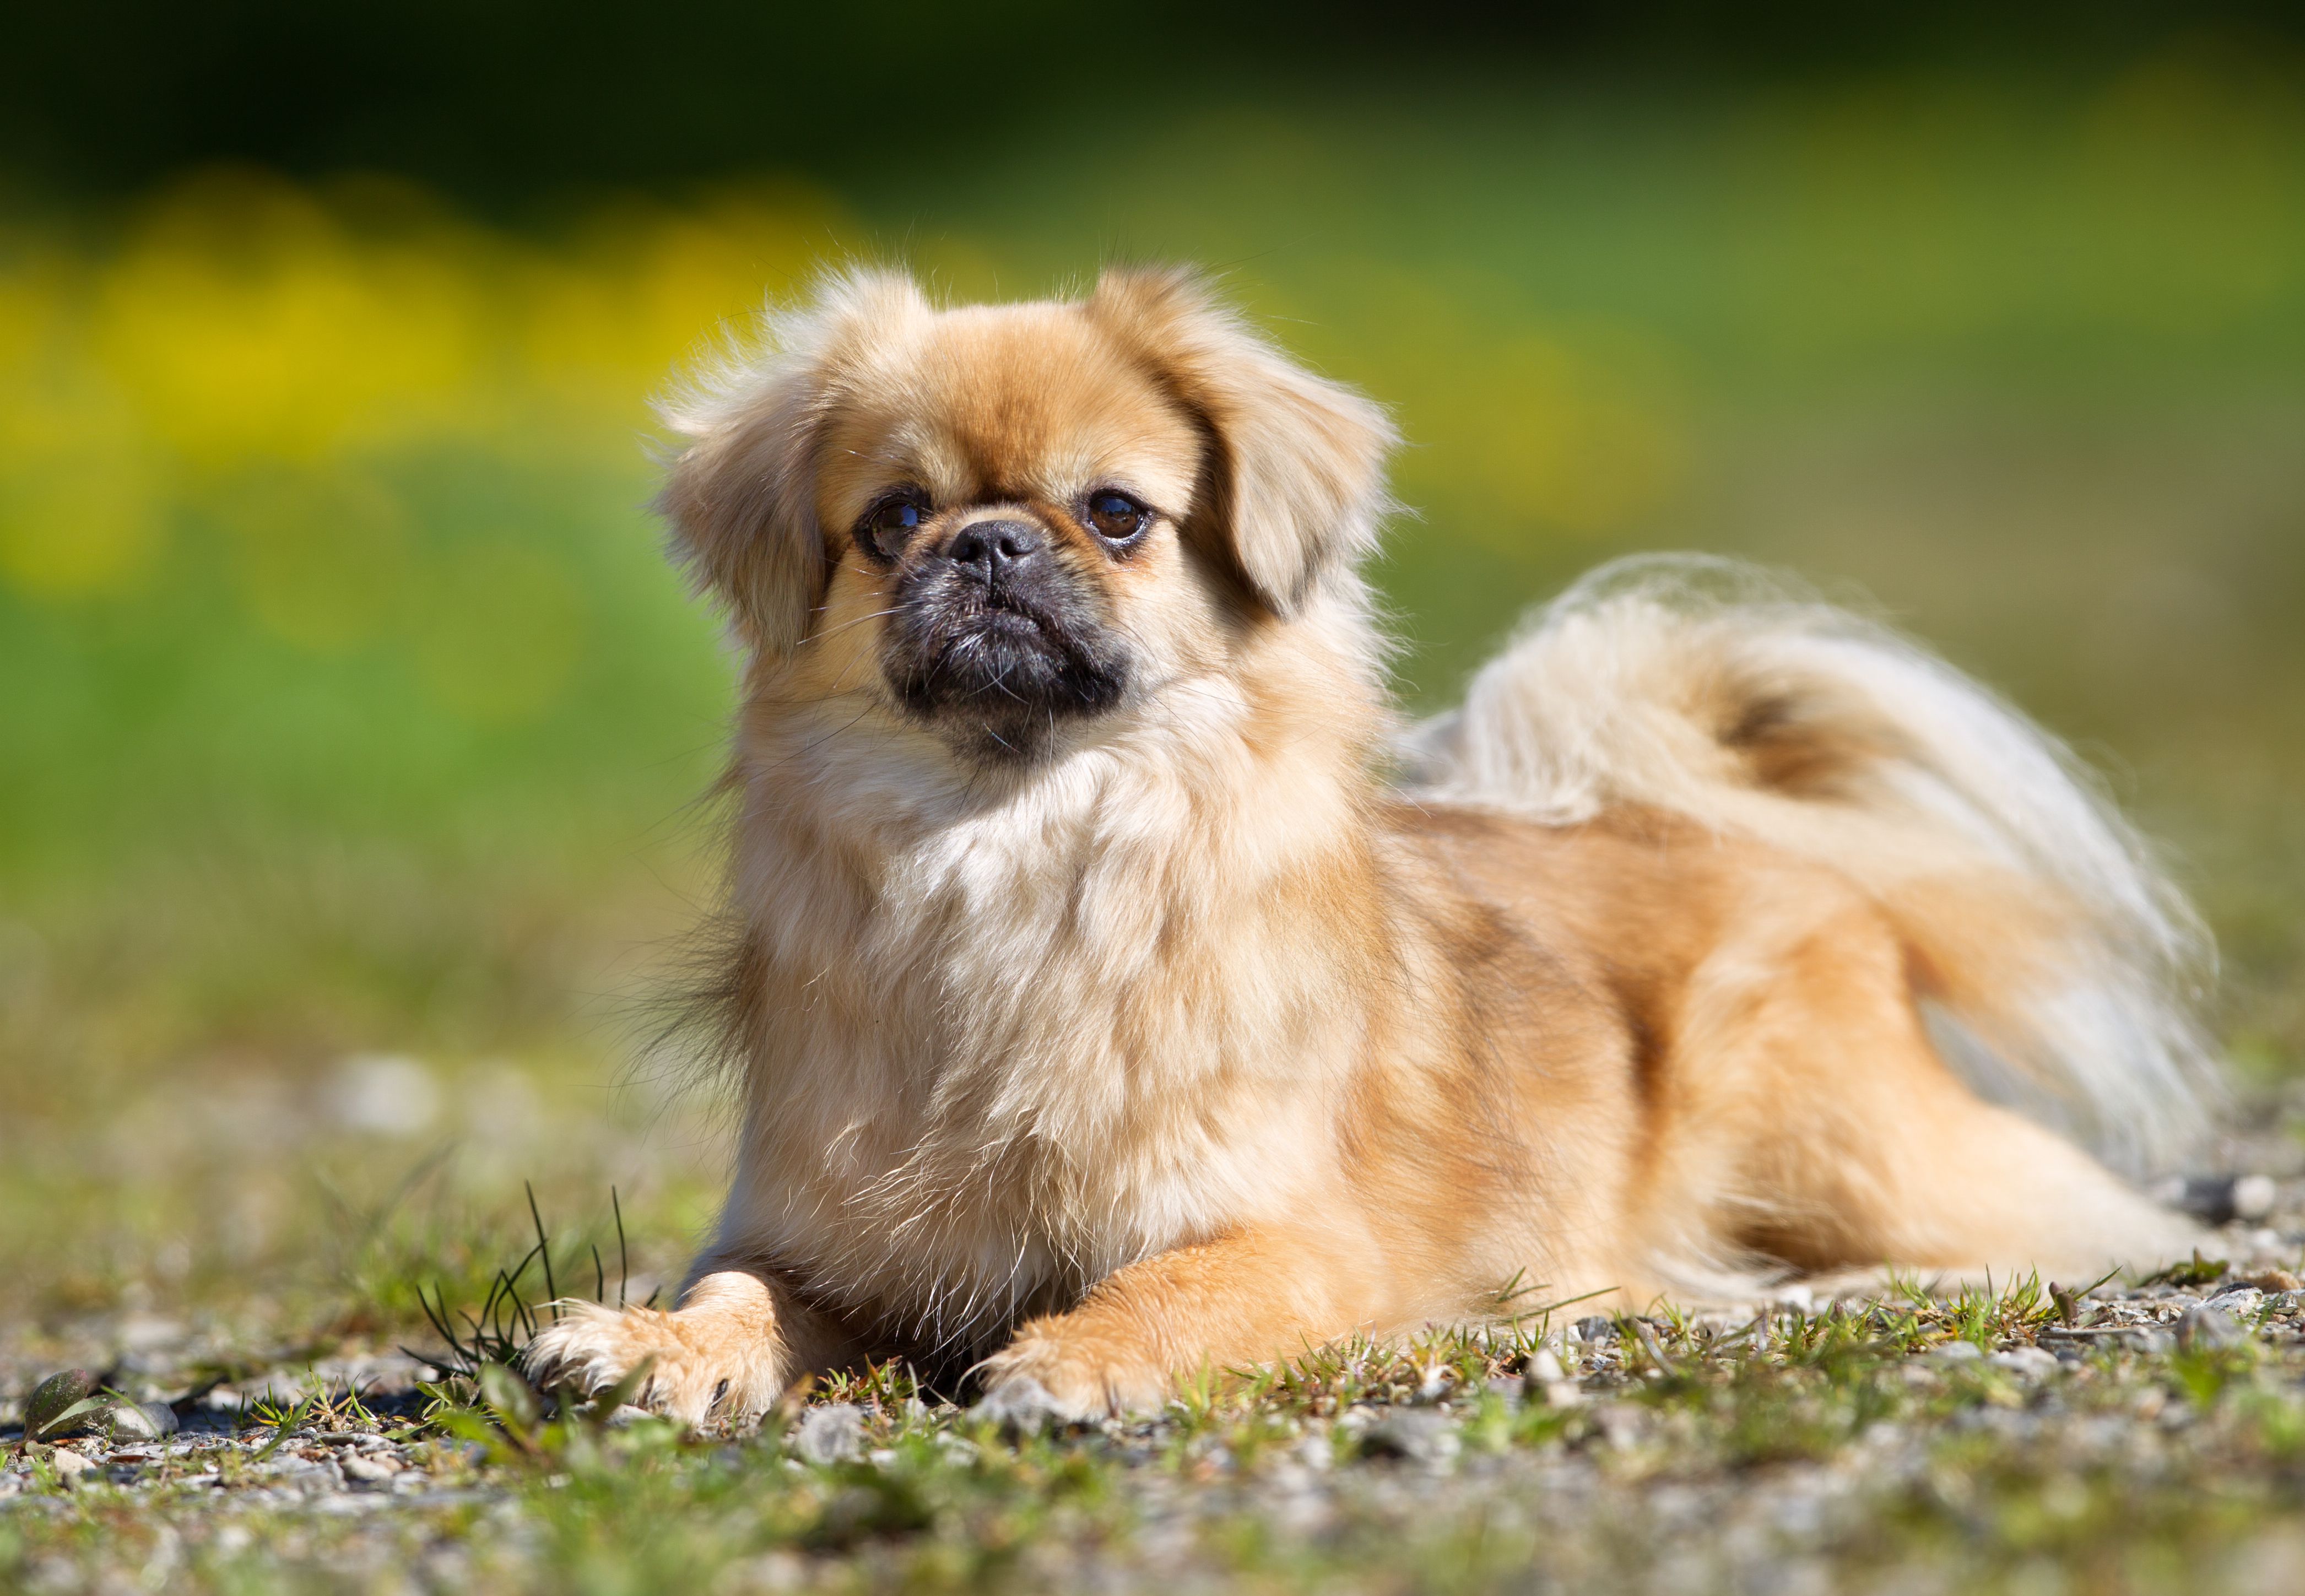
[527,266,2213,1425]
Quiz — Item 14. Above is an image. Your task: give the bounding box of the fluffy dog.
[527,266,2215,1425]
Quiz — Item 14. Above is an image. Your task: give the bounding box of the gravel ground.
[13,1199,2305,1596]
[9,1135,2305,1594]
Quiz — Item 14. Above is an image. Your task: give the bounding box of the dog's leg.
[975,1225,1375,1425]
[1665,899,2206,1285]
[1755,1086,2207,1286]
[523,1263,867,1425]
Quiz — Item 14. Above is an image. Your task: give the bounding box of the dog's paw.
[972,1329,1164,1429]
[523,1300,783,1426]
[972,1374,1074,1433]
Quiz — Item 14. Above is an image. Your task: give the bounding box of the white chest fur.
[710,692,1375,1345]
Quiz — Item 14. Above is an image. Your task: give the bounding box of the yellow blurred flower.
[518,183,855,413]
[0,364,166,599]
[90,169,494,468]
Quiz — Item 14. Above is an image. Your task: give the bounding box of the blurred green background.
[4,3,2303,1337]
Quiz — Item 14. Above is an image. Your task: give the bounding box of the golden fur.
[526,267,2215,1425]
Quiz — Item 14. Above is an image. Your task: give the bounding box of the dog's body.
[528,268,2214,1424]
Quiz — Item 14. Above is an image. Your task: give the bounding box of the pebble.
[2176,1305,2249,1352]
[2153,1173,2275,1226]
[1359,1409,1460,1465]
[1525,1349,1567,1384]
[1925,1341,1983,1364]
[2205,1287,2266,1319]
[2234,1175,2279,1222]
[791,1404,865,1466]
[1988,1347,2060,1379]
[48,1449,95,1483]
[1572,1317,1619,1344]
[105,1400,180,1441]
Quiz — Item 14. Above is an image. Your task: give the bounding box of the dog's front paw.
[972,1328,1165,1429]
[972,1373,1074,1433]
[524,1300,784,1426]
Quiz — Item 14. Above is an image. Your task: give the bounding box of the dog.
[526,266,2216,1425]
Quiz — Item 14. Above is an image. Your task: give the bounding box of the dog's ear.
[1087,266,1396,614]
[654,268,930,654]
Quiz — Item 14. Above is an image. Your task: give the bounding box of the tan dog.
[527,266,2215,1425]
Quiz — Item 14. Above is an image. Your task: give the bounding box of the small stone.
[1360,1409,1459,1465]
[1926,1341,1984,1364]
[792,1404,865,1466]
[1987,1347,2060,1379]
[2120,1327,2177,1355]
[328,1053,441,1137]
[1525,1349,1566,1384]
[341,1456,401,1484]
[2206,1287,2266,1320]
[2177,1305,2249,1351]
[2233,1176,2279,1222]
[104,1402,178,1442]
[2155,1176,2236,1225]
[1572,1316,1619,1345]
[1541,1380,1587,1409]
[1594,1402,1644,1449]
[48,1449,95,1483]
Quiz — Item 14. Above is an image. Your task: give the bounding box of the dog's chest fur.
[715,701,1381,1345]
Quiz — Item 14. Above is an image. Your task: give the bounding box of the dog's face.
[656,268,1396,762]
[814,308,1206,755]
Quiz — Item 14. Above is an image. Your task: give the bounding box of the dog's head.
[657,267,1395,762]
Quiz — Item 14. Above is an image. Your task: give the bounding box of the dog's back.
[1399,553,2217,1175]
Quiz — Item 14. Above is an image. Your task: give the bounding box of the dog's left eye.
[1085,490,1150,544]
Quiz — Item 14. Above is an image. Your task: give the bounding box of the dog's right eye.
[855,492,929,562]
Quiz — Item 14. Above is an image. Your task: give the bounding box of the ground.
[8,1116,2305,1595]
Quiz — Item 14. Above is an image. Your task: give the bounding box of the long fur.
[526,267,2215,1427]
[1399,554,2217,1171]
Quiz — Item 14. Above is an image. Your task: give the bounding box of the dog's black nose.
[947,519,1042,583]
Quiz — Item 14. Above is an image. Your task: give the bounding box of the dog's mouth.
[883,571,1130,752]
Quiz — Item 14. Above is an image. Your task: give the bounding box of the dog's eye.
[1085,490,1150,545]
[855,491,929,561]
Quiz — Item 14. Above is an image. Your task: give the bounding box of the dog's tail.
[1400,554,2217,1172]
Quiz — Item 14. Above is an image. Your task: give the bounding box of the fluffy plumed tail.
[1402,555,2217,1173]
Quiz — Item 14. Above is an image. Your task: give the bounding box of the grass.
[10,1262,2305,1593]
